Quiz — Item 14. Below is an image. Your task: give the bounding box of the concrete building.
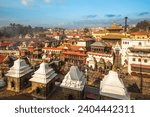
[127,46,150,94]
[130,31,149,39]
[121,38,150,65]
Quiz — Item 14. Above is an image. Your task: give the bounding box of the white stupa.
[100,70,130,100]
[6,58,33,78]
[60,66,87,91]
[30,62,57,84]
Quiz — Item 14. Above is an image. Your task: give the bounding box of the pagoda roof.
[106,27,123,30]
[6,58,33,78]
[60,66,87,91]
[91,42,107,47]
[100,71,130,100]
[102,34,126,39]
[42,47,62,51]
[30,62,57,84]
[106,22,123,30]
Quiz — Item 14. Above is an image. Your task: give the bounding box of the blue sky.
[0,0,150,28]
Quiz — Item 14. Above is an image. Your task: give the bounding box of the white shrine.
[30,61,57,99]
[6,58,33,92]
[100,71,130,100]
[60,66,87,99]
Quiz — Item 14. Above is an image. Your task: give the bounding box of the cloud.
[21,0,33,6]
[105,14,122,18]
[105,14,115,18]
[138,12,150,16]
[44,0,51,3]
[21,0,63,5]
[86,15,97,19]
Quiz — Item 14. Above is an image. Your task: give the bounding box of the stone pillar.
[15,78,20,92]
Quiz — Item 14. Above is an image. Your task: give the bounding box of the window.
[132,58,136,61]
[139,42,142,46]
[138,59,141,62]
[144,59,147,63]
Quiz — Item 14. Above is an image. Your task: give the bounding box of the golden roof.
[102,34,126,39]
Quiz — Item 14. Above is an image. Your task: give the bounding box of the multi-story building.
[127,46,150,94]
[121,38,150,65]
[130,31,149,39]
[62,38,94,64]
[86,41,113,70]
[63,45,86,64]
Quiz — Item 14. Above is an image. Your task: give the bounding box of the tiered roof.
[100,71,130,100]
[91,42,106,47]
[30,62,57,84]
[60,66,87,91]
[6,58,33,78]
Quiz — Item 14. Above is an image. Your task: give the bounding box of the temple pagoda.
[30,61,57,99]
[6,58,33,92]
[60,66,87,99]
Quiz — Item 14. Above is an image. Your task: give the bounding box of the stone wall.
[142,77,150,95]
[7,77,20,92]
[7,72,32,92]
[62,88,83,100]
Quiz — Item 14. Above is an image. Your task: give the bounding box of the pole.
[139,52,143,93]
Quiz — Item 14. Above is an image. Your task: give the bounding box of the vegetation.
[0,23,46,38]
[130,20,150,32]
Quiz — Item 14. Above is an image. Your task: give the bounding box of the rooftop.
[0,54,7,64]
[60,66,87,91]
[91,42,107,47]
[6,58,33,78]
[30,62,57,84]
[102,34,126,39]
[131,31,149,36]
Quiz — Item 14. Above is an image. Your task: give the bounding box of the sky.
[0,0,150,28]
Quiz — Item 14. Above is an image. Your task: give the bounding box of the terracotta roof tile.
[0,54,7,64]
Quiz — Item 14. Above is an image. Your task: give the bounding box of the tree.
[136,20,150,30]
[83,28,89,34]
[130,20,150,32]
